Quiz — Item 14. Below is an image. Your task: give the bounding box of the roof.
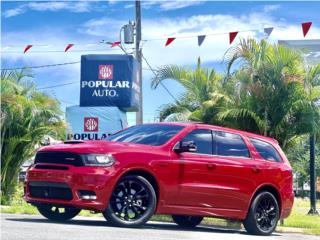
[144,122,278,143]
[278,39,320,65]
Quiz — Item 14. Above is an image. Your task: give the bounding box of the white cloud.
[78,11,320,68]
[78,17,126,38]
[263,4,281,13]
[142,0,204,10]
[3,1,92,18]
[1,27,126,113]
[124,4,135,9]
[2,9,320,119]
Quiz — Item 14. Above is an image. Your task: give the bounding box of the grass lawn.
[1,186,319,235]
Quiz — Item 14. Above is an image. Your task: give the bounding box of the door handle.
[252,166,261,173]
[207,163,216,170]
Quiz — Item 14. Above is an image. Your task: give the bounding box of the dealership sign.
[66,106,127,140]
[80,54,140,111]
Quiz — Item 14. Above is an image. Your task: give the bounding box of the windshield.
[107,124,184,146]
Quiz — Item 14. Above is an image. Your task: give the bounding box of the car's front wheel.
[172,215,203,228]
[243,191,279,235]
[103,175,157,227]
[37,205,80,221]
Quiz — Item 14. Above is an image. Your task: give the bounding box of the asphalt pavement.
[1,213,319,240]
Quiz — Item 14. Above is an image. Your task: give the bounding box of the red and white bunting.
[64,44,74,52]
[302,22,312,37]
[165,38,176,47]
[3,21,317,54]
[229,32,238,44]
[23,44,33,53]
[111,41,121,48]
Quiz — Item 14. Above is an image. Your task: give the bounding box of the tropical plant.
[1,70,65,202]
[151,58,223,121]
[287,135,320,195]
[210,38,319,149]
[152,39,320,151]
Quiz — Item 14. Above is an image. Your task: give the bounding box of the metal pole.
[135,0,143,124]
[308,134,319,214]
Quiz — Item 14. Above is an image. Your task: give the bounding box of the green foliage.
[287,136,320,188]
[1,70,65,200]
[151,57,223,122]
[152,39,320,152]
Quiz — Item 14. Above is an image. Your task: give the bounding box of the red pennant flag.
[302,22,312,37]
[165,38,175,47]
[24,44,33,53]
[111,41,121,48]
[64,43,74,52]
[229,32,238,44]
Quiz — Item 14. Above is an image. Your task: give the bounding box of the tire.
[172,215,203,228]
[243,191,279,235]
[103,175,157,227]
[37,205,80,221]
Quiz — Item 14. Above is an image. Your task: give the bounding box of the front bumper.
[24,164,117,211]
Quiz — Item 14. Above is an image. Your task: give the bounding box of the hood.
[38,140,156,154]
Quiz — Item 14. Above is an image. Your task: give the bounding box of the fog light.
[78,190,97,200]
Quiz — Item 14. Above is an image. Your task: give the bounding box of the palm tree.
[0,70,65,201]
[151,58,223,121]
[214,38,320,149]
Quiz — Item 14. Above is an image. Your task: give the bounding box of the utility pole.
[308,134,319,214]
[135,0,143,124]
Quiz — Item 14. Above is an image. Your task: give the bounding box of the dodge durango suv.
[24,123,294,235]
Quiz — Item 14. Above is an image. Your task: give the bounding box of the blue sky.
[1,0,320,125]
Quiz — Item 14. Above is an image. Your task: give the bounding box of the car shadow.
[6,217,281,236]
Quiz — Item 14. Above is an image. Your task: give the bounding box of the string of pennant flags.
[1,21,314,54]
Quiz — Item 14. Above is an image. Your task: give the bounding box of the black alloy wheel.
[103,175,156,227]
[37,205,80,221]
[172,215,203,228]
[243,191,279,235]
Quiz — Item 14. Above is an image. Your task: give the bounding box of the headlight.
[82,154,115,166]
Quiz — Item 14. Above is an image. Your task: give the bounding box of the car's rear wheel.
[172,215,203,228]
[37,205,80,221]
[103,175,157,227]
[243,191,279,235]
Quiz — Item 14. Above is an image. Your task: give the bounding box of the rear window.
[250,138,282,162]
[215,131,250,158]
[107,124,184,146]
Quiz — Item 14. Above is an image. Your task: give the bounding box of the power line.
[37,81,79,90]
[141,53,179,102]
[2,56,178,103]
[1,61,80,71]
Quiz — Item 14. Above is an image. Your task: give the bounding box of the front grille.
[29,181,73,200]
[34,165,69,170]
[35,151,84,167]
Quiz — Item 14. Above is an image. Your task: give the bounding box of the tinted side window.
[182,129,213,154]
[215,131,250,158]
[250,138,282,162]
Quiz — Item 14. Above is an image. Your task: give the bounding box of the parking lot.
[2,213,319,240]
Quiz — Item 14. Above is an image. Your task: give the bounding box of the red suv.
[24,123,294,235]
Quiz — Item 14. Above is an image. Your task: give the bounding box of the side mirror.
[174,141,197,153]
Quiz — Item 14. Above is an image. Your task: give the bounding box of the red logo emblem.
[84,117,99,132]
[99,65,113,79]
